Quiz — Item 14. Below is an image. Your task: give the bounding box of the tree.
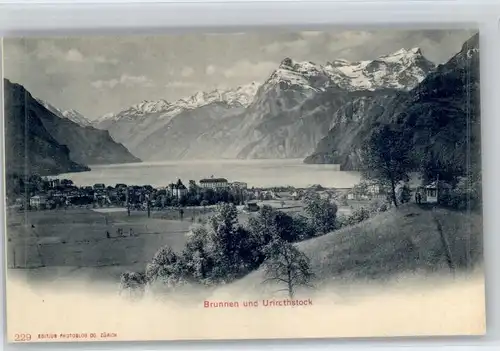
[397,184,411,204]
[202,188,216,205]
[119,272,147,300]
[200,200,209,212]
[352,181,369,198]
[145,246,186,288]
[188,180,197,192]
[247,205,314,250]
[304,194,337,235]
[182,202,260,284]
[205,203,240,279]
[182,226,212,282]
[146,196,151,218]
[360,124,413,207]
[179,195,188,207]
[262,238,315,299]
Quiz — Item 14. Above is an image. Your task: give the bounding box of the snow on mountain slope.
[261,48,435,96]
[95,82,260,128]
[92,82,260,157]
[36,99,92,127]
[94,47,436,161]
[324,47,435,91]
[217,48,435,160]
[264,57,335,93]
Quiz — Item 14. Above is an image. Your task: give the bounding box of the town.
[9,176,243,212]
[7,173,448,215]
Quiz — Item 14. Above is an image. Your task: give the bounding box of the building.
[422,181,451,204]
[245,201,260,212]
[168,179,188,199]
[230,181,248,190]
[368,184,380,195]
[199,177,229,190]
[30,195,47,209]
[368,184,387,199]
[48,179,61,189]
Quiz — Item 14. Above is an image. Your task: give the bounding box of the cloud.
[65,49,84,62]
[33,43,118,66]
[205,65,216,75]
[35,45,85,62]
[262,39,310,55]
[91,74,154,89]
[327,31,373,54]
[180,66,195,77]
[94,56,119,65]
[222,60,277,79]
[300,31,324,38]
[165,81,197,88]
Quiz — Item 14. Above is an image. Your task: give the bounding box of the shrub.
[119,271,147,300]
[335,214,349,229]
[368,198,390,214]
[397,184,411,204]
[439,177,482,211]
[339,194,349,206]
[346,206,371,226]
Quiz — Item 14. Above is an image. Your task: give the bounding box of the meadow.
[6,197,472,298]
[5,208,193,285]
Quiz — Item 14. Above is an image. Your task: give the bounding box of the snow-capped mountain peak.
[386,47,422,57]
[325,47,435,91]
[35,98,92,127]
[96,82,261,125]
[96,47,434,127]
[265,58,333,94]
[262,47,434,96]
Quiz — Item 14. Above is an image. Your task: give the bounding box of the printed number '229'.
[14,333,32,342]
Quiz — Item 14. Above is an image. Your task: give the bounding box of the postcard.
[2,28,484,343]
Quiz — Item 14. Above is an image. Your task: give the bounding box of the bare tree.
[262,238,315,299]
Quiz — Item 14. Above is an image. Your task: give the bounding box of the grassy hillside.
[228,204,482,293]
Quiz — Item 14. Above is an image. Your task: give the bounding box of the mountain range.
[6,34,478,179]
[304,33,480,172]
[36,99,93,127]
[3,79,140,178]
[92,47,436,161]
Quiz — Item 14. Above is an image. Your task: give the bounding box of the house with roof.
[47,179,61,189]
[168,179,188,199]
[199,177,229,190]
[30,195,47,209]
[419,180,452,204]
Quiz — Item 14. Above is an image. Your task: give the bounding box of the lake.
[55,159,362,189]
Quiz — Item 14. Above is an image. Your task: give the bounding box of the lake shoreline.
[50,159,361,189]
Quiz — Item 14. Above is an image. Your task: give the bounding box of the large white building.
[199,177,229,190]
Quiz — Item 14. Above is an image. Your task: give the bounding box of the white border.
[0,1,499,350]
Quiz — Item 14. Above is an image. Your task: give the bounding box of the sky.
[3,28,477,119]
